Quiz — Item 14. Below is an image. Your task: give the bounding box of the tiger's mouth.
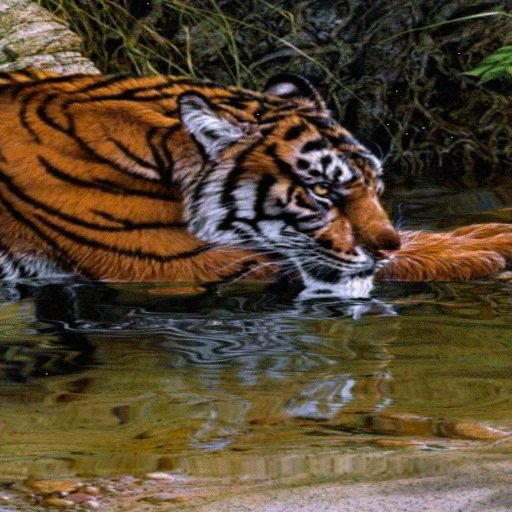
[294,262,377,299]
[284,242,379,298]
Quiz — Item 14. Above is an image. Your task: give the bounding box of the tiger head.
[175,75,399,291]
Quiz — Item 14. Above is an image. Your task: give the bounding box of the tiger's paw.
[375,223,512,281]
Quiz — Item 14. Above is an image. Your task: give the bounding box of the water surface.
[1,187,512,490]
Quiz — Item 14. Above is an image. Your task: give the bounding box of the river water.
[1,186,512,492]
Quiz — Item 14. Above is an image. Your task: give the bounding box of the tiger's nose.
[362,226,401,252]
[342,189,401,253]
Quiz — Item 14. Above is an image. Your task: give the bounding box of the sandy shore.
[4,446,512,511]
[198,463,512,512]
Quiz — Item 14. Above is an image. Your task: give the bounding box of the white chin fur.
[298,274,375,300]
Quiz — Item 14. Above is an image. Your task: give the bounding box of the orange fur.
[378,224,512,281]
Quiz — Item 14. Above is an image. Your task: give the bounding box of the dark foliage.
[39,0,512,188]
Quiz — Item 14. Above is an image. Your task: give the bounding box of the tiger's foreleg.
[375,223,512,281]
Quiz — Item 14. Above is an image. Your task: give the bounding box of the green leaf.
[466,46,512,79]
[464,64,494,77]
[493,45,512,54]
[479,53,512,65]
[477,66,512,84]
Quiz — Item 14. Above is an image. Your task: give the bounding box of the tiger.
[0,68,511,294]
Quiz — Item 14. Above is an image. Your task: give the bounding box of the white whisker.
[228,260,284,283]
[216,249,277,273]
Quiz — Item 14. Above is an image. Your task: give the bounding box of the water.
[1,187,512,489]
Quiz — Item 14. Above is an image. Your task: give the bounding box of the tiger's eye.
[313,184,329,196]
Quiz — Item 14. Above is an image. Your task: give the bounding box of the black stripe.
[0,71,15,81]
[91,209,186,230]
[0,164,199,271]
[22,74,85,85]
[36,93,70,134]
[253,174,276,220]
[71,92,181,103]
[301,139,328,153]
[92,177,180,199]
[320,155,332,171]
[77,76,185,98]
[34,211,184,232]
[19,91,41,142]
[162,108,179,117]
[326,133,358,148]
[147,127,164,168]
[38,156,137,193]
[256,114,288,124]
[8,74,89,97]
[70,79,234,104]
[35,213,216,262]
[157,125,181,184]
[259,126,275,138]
[146,127,170,181]
[189,163,211,222]
[17,69,39,78]
[284,123,308,141]
[75,74,131,94]
[224,97,250,109]
[43,97,79,142]
[264,143,297,181]
[217,139,264,230]
[0,182,214,278]
[108,137,158,171]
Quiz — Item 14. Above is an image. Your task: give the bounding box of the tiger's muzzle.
[341,187,400,255]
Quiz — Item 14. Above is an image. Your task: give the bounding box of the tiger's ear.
[178,93,246,160]
[264,74,327,109]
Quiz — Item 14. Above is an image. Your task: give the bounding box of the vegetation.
[36,0,512,189]
[466,45,512,84]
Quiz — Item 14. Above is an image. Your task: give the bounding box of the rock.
[26,479,83,495]
[43,497,75,508]
[437,420,511,441]
[83,486,100,496]
[143,493,188,503]
[145,472,180,481]
[0,0,99,74]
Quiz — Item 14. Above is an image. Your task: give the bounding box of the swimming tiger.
[0,68,511,292]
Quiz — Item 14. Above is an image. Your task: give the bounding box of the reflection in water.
[0,278,511,484]
[283,375,358,419]
[1,187,512,492]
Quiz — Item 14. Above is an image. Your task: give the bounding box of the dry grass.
[36,0,512,188]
